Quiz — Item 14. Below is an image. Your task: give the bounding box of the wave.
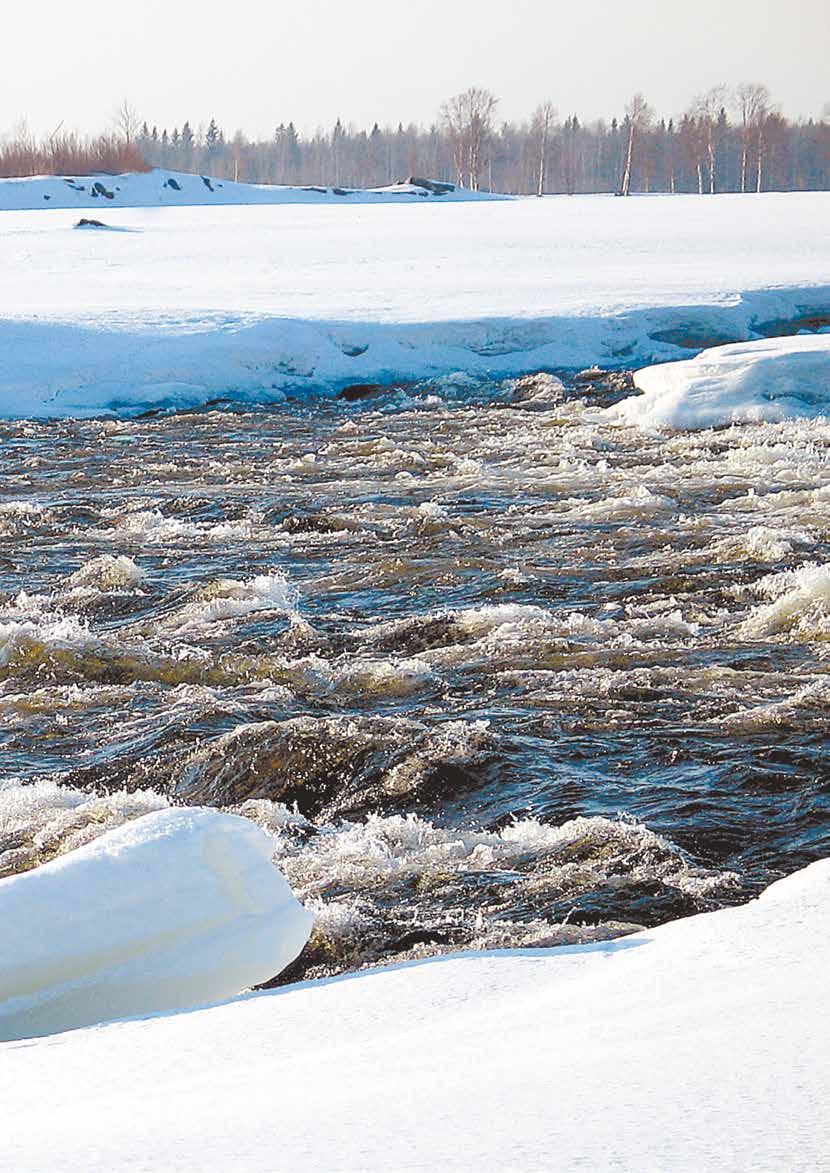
[0,780,738,981]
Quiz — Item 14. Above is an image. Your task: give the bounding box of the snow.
[0,186,828,418]
[0,807,313,1043]
[611,333,830,429]
[0,168,498,211]
[1,858,828,1171]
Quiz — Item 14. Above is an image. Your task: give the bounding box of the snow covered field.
[0,182,828,418]
[2,857,828,1172]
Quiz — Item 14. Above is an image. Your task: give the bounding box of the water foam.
[740,562,830,640]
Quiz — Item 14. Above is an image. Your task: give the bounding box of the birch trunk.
[620,125,634,196]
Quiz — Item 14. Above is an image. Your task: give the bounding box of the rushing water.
[2,369,830,981]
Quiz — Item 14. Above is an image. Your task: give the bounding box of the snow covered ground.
[610,332,830,429]
[0,184,828,418]
[0,808,312,1043]
[2,857,827,1172]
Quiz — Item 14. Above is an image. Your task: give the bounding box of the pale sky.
[3,0,828,139]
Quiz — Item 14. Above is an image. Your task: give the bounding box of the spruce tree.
[206,119,221,157]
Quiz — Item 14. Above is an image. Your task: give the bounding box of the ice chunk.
[0,807,312,1041]
[611,333,830,430]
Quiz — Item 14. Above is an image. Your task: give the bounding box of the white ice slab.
[0,807,312,1042]
[2,856,828,1171]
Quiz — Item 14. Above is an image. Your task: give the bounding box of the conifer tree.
[206,118,222,158]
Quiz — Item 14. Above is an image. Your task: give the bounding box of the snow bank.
[0,808,312,1042]
[611,333,830,429]
[2,857,828,1171]
[0,168,500,211]
[0,191,828,418]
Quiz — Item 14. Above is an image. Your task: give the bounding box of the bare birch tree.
[619,93,652,195]
[441,87,499,190]
[693,85,728,193]
[10,81,818,192]
[531,102,557,196]
[114,100,141,146]
[735,83,771,193]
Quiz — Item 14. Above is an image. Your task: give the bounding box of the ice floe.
[613,333,830,430]
[0,805,312,1042]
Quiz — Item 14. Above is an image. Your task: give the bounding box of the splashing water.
[2,371,829,978]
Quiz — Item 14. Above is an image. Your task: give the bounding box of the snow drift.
[0,808,312,1042]
[0,168,501,211]
[2,856,828,1171]
[611,332,830,429]
[0,190,828,419]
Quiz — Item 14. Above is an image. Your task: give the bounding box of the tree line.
[2,86,828,193]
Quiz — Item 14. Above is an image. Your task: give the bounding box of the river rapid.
[2,369,829,981]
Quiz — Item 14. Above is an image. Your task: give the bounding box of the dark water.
[2,371,830,979]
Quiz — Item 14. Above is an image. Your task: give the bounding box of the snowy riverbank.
[0,189,828,418]
[2,853,828,1171]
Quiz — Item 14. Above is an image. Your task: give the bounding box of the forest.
[2,85,828,194]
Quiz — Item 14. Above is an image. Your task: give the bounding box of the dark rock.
[279,512,354,535]
[75,218,107,229]
[401,176,455,194]
[337,383,385,402]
